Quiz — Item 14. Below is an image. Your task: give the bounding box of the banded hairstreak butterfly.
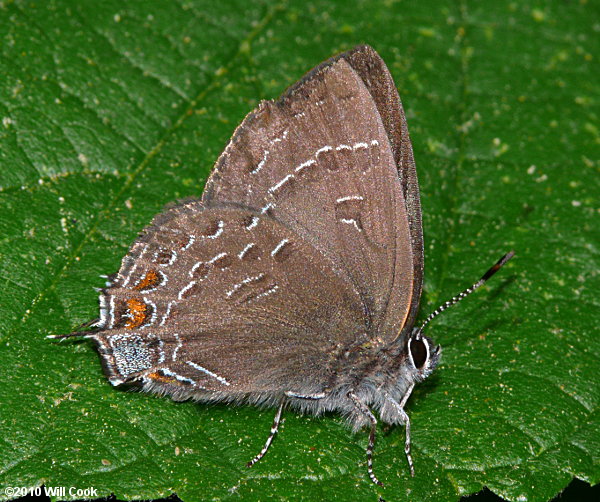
[52,45,513,485]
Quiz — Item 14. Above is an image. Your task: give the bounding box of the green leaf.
[1,1,598,501]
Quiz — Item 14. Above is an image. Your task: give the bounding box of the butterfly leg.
[384,383,415,476]
[348,392,383,486]
[247,400,285,467]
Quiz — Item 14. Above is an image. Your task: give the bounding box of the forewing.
[91,203,366,398]
[340,46,424,338]
[202,46,422,343]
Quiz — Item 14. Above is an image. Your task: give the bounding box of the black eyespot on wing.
[410,337,428,369]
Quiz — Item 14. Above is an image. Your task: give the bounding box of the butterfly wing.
[336,46,424,336]
[202,46,423,344]
[91,202,366,398]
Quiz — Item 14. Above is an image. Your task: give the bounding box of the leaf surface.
[1,1,598,501]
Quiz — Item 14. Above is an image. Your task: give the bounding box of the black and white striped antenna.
[415,251,514,337]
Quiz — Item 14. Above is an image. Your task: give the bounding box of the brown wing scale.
[203,46,422,344]
[92,203,366,398]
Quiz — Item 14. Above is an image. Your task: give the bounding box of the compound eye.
[409,337,429,369]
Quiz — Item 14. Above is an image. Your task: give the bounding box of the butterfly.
[52,45,512,485]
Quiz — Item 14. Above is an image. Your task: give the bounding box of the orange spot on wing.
[147,371,176,384]
[125,298,147,329]
[134,270,159,291]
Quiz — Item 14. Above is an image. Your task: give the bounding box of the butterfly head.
[401,251,514,384]
[406,329,441,381]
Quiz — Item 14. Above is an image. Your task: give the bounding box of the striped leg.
[247,401,284,467]
[349,392,383,486]
[384,383,415,476]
